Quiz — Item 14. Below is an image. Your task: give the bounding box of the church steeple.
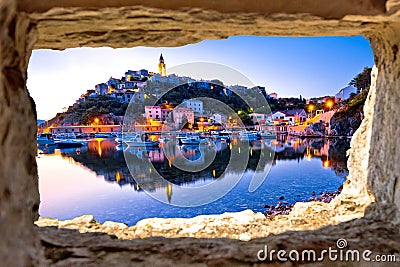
[158,53,166,76]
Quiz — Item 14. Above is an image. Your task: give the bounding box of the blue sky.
[28,36,373,120]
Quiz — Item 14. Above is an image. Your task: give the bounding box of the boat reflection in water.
[37,136,348,225]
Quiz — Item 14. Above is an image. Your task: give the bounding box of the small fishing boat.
[238,131,258,142]
[176,132,190,140]
[94,133,111,138]
[55,139,85,149]
[259,131,277,139]
[125,133,159,147]
[181,136,201,145]
[55,133,76,139]
[37,133,55,145]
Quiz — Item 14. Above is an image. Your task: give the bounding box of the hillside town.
[39,54,369,138]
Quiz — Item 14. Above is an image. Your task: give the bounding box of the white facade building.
[249,113,272,125]
[335,85,358,101]
[272,109,307,124]
[210,113,227,124]
[182,99,203,115]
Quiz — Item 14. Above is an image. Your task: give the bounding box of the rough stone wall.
[18,0,387,17]
[27,7,382,50]
[367,23,400,222]
[0,0,42,265]
[331,65,377,219]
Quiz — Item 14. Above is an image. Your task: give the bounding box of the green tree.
[238,111,253,126]
[210,79,224,86]
[349,67,372,91]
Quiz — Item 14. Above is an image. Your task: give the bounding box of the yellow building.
[158,53,166,76]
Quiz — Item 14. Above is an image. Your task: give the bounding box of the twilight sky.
[28,36,374,120]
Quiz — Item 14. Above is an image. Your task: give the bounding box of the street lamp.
[308,104,314,116]
[326,100,333,110]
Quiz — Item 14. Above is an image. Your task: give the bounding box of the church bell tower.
[158,53,166,76]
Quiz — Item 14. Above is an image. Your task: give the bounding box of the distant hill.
[41,81,305,129]
[40,96,128,130]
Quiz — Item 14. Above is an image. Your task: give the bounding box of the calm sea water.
[37,137,348,225]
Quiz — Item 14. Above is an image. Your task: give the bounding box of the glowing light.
[166,183,173,203]
[96,138,103,157]
[212,169,216,178]
[323,160,330,168]
[116,171,121,182]
[326,100,334,109]
[308,104,314,113]
[94,118,99,125]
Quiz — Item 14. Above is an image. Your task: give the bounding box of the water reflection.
[38,137,349,190]
[37,136,348,224]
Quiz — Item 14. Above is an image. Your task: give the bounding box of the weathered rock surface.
[36,200,366,242]
[37,218,400,266]
[330,113,362,137]
[0,0,42,266]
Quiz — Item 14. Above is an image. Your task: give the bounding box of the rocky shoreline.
[36,185,362,242]
[264,186,343,218]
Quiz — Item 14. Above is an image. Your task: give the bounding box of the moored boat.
[94,133,111,138]
[181,136,201,145]
[238,131,258,142]
[259,131,277,139]
[37,133,55,145]
[55,139,85,148]
[125,133,159,147]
